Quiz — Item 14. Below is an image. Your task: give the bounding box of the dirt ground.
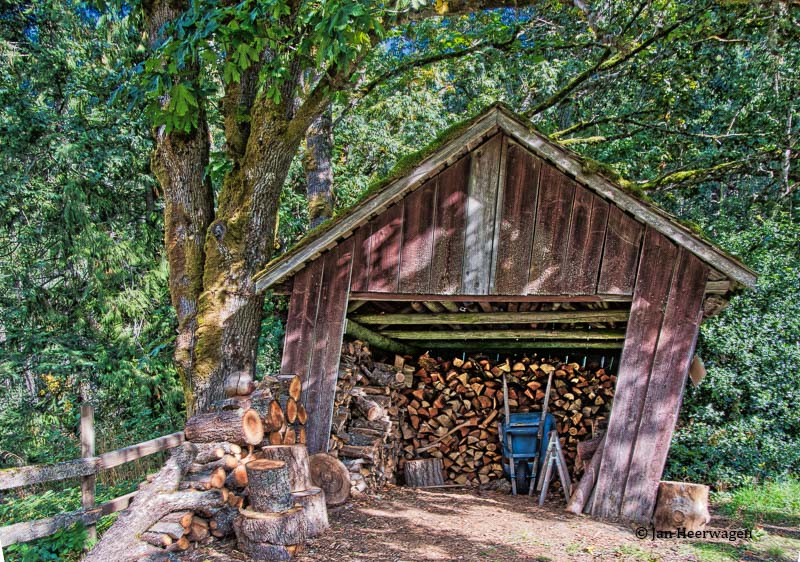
[194,485,794,561]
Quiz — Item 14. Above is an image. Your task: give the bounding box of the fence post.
[80,403,96,542]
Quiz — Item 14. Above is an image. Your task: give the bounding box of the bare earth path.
[296,486,689,561]
[195,485,791,561]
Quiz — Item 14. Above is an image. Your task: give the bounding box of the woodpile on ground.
[329,341,616,491]
[327,341,410,494]
[136,375,328,560]
[397,353,615,487]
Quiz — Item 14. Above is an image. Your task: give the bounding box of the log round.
[260,445,312,492]
[404,458,445,487]
[309,453,351,506]
[653,481,711,531]
[234,506,308,546]
[246,460,293,513]
[291,487,328,536]
[184,409,264,446]
[350,391,384,421]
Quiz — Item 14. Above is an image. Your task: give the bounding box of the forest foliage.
[0,0,798,556]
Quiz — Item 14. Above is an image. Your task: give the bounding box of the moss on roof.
[256,104,498,281]
[256,102,754,287]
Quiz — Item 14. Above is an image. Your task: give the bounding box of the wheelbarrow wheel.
[515,460,530,493]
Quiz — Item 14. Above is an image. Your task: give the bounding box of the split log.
[291,487,328,537]
[193,442,242,464]
[404,458,445,487]
[309,453,350,506]
[350,390,384,421]
[245,460,293,513]
[84,444,226,562]
[225,464,249,490]
[653,481,710,531]
[260,445,312,492]
[224,371,256,397]
[362,363,405,389]
[184,409,264,446]
[289,375,302,402]
[235,506,308,545]
[141,531,172,548]
[296,404,308,425]
[286,398,298,424]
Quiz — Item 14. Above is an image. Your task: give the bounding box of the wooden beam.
[344,319,419,355]
[0,432,184,491]
[380,329,626,341]
[351,310,630,325]
[0,492,137,546]
[425,341,624,350]
[347,292,633,303]
[704,280,731,294]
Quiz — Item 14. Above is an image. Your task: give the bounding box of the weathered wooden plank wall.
[399,178,437,293]
[346,137,639,297]
[591,230,708,521]
[280,240,353,454]
[463,134,504,294]
[431,155,469,294]
[620,249,707,521]
[493,142,540,294]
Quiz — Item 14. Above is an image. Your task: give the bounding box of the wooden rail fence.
[0,404,184,551]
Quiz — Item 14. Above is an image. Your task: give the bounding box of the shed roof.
[254,104,756,292]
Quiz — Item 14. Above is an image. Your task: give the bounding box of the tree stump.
[234,506,308,545]
[653,481,711,531]
[291,487,328,536]
[260,445,312,492]
[309,453,351,506]
[184,409,264,446]
[404,458,445,487]
[246,460,293,513]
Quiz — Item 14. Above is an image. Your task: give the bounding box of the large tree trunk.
[190,110,304,413]
[144,0,214,414]
[303,104,335,228]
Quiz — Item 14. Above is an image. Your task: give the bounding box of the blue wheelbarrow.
[499,412,556,493]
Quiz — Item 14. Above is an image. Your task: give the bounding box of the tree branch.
[523,13,696,118]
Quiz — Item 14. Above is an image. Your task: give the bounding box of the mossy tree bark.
[144,0,214,410]
[303,104,335,228]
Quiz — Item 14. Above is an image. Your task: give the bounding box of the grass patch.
[714,477,800,527]
[613,544,662,561]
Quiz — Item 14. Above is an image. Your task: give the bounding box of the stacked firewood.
[328,341,409,492]
[139,376,328,558]
[396,354,615,486]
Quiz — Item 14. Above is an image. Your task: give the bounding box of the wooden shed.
[253,104,756,522]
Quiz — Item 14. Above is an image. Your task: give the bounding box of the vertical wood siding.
[430,155,469,294]
[346,136,642,297]
[493,142,540,295]
[463,135,504,294]
[620,250,707,521]
[592,227,678,519]
[306,239,354,454]
[280,257,325,393]
[528,163,576,294]
[597,206,644,295]
[399,178,438,293]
